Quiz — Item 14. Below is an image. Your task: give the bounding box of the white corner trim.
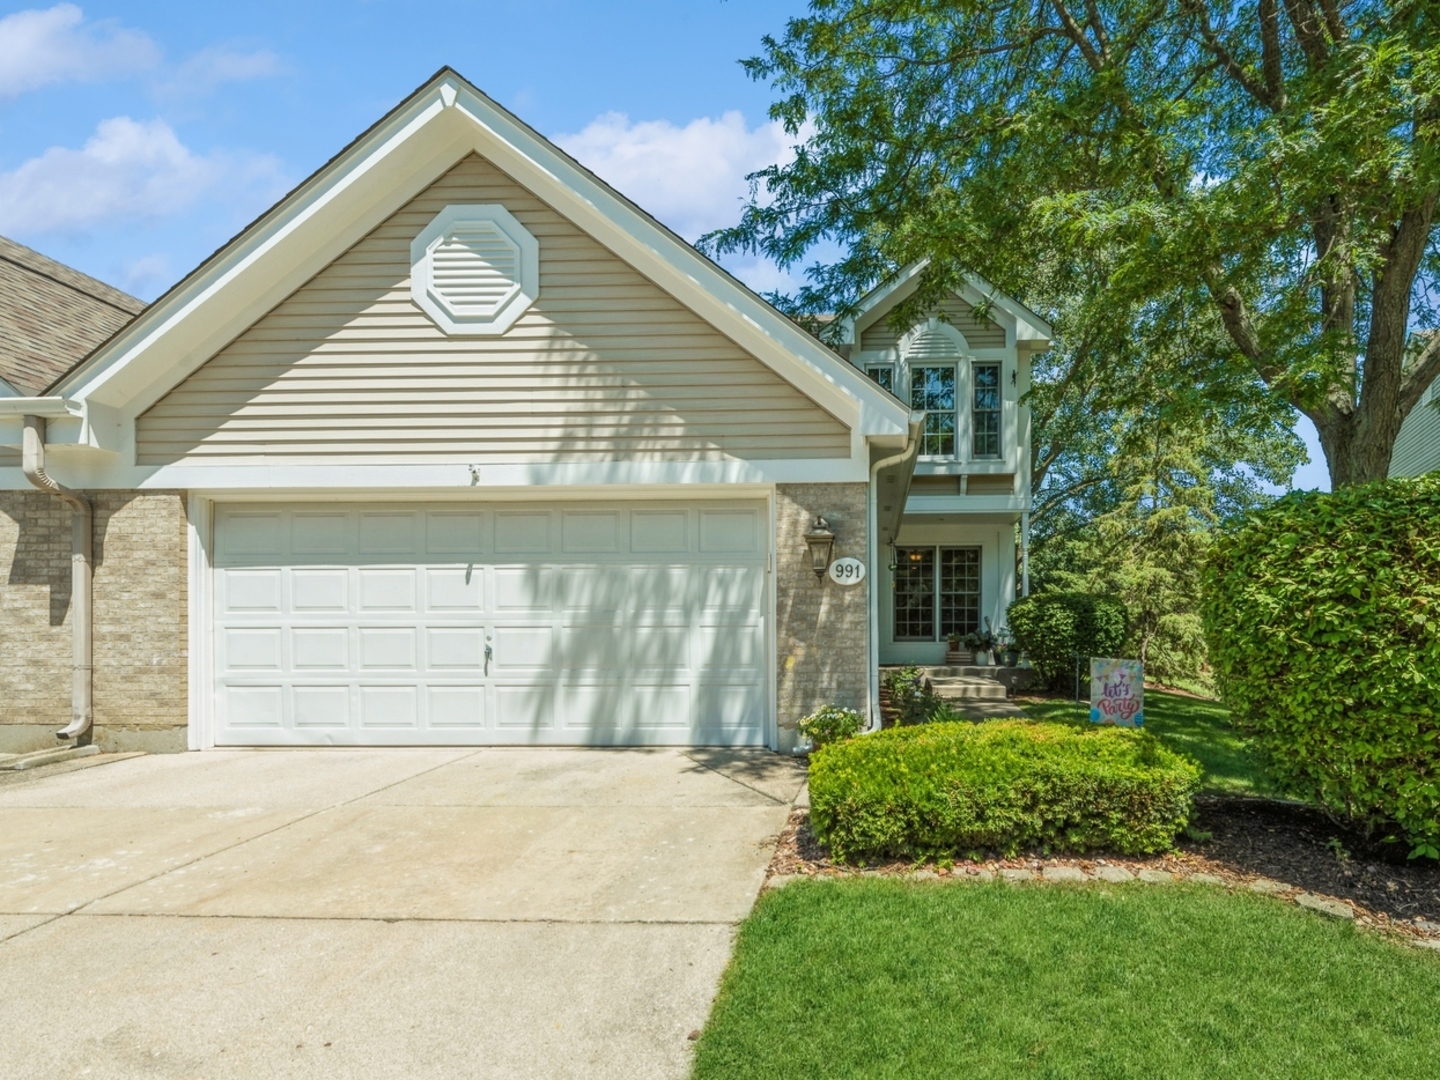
[186,494,215,750]
[410,203,538,335]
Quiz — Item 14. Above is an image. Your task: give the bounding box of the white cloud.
[156,46,283,100]
[0,116,284,235]
[554,110,799,241]
[0,3,158,98]
[120,253,171,296]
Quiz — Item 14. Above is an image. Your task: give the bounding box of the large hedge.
[808,720,1201,861]
[1007,592,1130,690]
[1200,474,1440,858]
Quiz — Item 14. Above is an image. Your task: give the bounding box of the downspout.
[865,418,923,733]
[1021,509,1031,597]
[21,416,93,742]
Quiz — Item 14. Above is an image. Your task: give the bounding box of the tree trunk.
[1311,408,1402,487]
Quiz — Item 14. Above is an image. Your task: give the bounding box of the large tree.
[704,0,1440,485]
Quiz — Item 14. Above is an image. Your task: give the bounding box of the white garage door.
[212,501,769,746]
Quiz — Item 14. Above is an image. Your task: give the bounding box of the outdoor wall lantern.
[804,515,836,578]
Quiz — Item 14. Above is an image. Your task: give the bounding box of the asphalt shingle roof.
[0,235,144,395]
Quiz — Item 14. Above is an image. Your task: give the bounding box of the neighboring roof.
[46,68,908,446]
[0,235,144,395]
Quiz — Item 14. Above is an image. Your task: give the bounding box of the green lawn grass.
[692,880,1440,1080]
[1021,689,1274,796]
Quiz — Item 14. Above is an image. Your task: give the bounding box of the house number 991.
[827,557,866,585]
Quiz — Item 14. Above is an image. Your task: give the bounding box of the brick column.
[774,483,869,752]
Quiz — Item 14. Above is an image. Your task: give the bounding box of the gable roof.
[842,261,1053,349]
[47,68,908,452]
[0,235,143,395]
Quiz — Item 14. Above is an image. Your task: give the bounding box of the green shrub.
[1200,474,1440,859]
[799,705,865,749]
[882,665,948,726]
[808,720,1201,861]
[1007,592,1130,690]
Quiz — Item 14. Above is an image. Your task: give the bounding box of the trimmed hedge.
[808,720,1201,861]
[1007,591,1130,690]
[1201,474,1440,858]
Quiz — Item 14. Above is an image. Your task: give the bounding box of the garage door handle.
[484,639,493,676]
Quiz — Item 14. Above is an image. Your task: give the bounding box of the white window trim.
[970,359,1004,461]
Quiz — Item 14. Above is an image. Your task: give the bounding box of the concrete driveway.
[0,747,804,1079]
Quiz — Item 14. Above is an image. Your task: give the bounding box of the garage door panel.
[358,511,418,554]
[223,628,282,671]
[427,627,486,670]
[425,567,482,610]
[561,510,621,553]
[495,684,556,730]
[224,569,282,612]
[224,685,283,728]
[494,566,554,611]
[292,512,350,556]
[293,627,348,670]
[292,569,348,612]
[358,569,417,611]
[428,685,485,727]
[495,511,551,553]
[360,685,419,728]
[425,510,485,555]
[214,500,769,747]
[632,685,691,729]
[359,627,417,670]
[294,685,349,728]
[560,625,625,671]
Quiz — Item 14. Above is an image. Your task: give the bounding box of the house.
[1392,379,1439,478]
[0,69,1047,756]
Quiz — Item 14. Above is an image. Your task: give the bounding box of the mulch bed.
[768,795,1440,946]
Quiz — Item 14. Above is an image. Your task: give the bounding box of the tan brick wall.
[774,482,870,752]
[1,491,187,753]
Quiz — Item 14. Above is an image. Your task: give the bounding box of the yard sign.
[1090,658,1143,727]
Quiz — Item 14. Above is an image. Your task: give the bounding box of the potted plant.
[996,627,1019,667]
[963,619,1002,665]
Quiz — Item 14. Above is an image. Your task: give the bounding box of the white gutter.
[865,418,923,733]
[0,397,80,417]
[21,417,93,742]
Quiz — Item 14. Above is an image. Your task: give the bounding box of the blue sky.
[0,1,1329,488]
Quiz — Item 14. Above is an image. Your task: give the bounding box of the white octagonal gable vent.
[411,204,539,335]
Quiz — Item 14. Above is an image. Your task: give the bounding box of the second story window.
[972,362,1001,458]
[911,365,956,456]
[866,364,894,393]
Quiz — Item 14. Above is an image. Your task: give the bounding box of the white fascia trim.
[442,82,905,439]
[0,397,81,418]
[905,494,1031,515]
[49,73,906,456]
[0,454,874,493]
[52,92,469,418]
[844,261,1054,347]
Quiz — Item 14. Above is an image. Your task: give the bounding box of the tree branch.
[1399,331,1440,415]
[1186,0,1281,111]
[1259,0,1288,109]
[1048,0,1106,71]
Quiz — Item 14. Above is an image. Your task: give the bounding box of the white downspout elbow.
[22,416,93,743]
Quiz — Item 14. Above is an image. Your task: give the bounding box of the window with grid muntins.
[867,365,894,393]
[939,548,981,637]
[911,366,956,456]
[893,548,936,640]
[973,363,1001,458]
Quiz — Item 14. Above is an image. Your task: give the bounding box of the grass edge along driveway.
[692,879,1440,1080]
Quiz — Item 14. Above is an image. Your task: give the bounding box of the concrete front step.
[926,677,1009,701]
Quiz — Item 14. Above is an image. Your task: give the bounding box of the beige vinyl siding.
[137,154,850,465]
[860,296,1007,352]
[1391,395,1440,477]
